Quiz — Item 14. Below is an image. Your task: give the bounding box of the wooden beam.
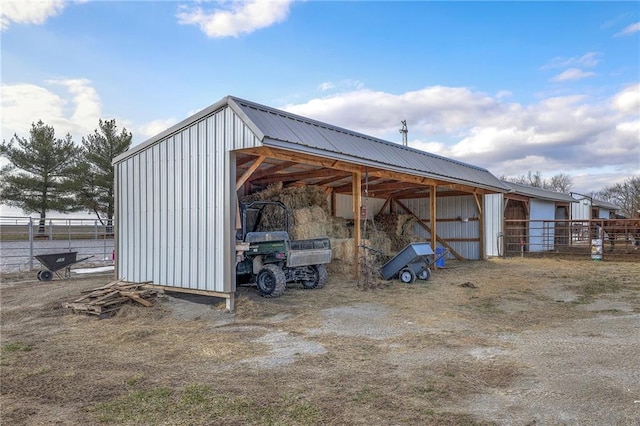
[246,161,296,182]
[253,167,341,185]
[235,156,265,191]
[393,198,465,261]
[476,192,485,259]
[430,186,437,254]
[377,197,391,216]
[353,172,362,280]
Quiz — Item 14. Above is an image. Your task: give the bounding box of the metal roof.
[591,198,620,210]
[228,97,509,192]
[115,95,509,192]
[503,181,577,203]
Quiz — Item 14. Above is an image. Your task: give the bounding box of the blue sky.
[1,0,639,217]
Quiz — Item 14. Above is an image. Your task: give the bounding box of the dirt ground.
[1,257,639,425]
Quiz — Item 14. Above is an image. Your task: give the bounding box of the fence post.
[29,218,34,270]
[94,220,98,240]
[49,219,53,240]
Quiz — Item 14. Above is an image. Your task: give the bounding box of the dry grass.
[1,258,639,425]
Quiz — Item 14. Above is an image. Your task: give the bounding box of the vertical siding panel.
[484,194,503,257]
[115,105,263,293]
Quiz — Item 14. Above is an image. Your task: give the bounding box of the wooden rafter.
[245,161,297,182]
[236,156,265,191]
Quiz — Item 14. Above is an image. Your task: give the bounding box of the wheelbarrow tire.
[256,264,286,298]
[400,268,416,284]
[40,270,54,281]
[37,270,43,281]
[418,268,431,281]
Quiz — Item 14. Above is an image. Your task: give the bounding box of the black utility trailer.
[380,242,436,283]
[34,251,93,281]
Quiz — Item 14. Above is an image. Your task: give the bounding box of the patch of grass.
[352,385,377,403]
[125,374,144,387]
[93,384,324,425]
[575,278,624,303]
[2,342,32,353]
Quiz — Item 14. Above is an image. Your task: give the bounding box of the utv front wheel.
[301,264,328,289]
[256,264,286,298]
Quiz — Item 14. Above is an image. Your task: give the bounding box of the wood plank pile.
[64,280,158,317]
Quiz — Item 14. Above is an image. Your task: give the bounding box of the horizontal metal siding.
[116,107,261,293]
[405,196,481,260]
[335,194,387,220]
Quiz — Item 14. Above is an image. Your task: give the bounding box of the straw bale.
[293,208,312,225]
[329,216,350,238]
[310,206,327,222]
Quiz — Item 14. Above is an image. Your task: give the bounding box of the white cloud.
[541,52,601,70]
[137,118,179,141]
[612,84,640,114]
[550,68,596,82]
[615,21,640,37]
[283,86,505,138]
[1,79,101,142]
[177,0,293,38]
[1,0,67,31]
[280,84,639,193]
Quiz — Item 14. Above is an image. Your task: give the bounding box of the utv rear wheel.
[301,264,328,289]
[257,264,286,298]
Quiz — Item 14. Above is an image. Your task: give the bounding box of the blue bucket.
[435,247,446,268]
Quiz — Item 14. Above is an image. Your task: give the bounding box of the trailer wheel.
[417,268,431,281]
[302,264,328,289]
[40,270,54,282]
[400,268,416,283]
[257,264,286,298]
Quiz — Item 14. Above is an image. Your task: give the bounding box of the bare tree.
[501,171,572,192]
[545,173,573,193]
[595,175,640,218]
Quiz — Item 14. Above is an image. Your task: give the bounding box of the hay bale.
[310,206,327,222]
[329,216,350,238]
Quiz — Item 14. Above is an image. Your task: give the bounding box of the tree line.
[1,120,639,223]
[501,171,640,218]
[0,119,131,230]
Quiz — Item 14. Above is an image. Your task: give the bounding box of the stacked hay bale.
[374,213,421,252]
[241,184,423,277]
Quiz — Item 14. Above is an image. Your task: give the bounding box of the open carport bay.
[1,258,639,425]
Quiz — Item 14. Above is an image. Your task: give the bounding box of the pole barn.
[113,96,509,310]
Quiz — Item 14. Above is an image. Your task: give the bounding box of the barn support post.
[474,192,485,259]
[226,151,237,311]
[430,186,437,254]
[353,172,362,280]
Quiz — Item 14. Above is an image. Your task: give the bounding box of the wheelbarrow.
[380,242,446,283]
[34,251,94,281]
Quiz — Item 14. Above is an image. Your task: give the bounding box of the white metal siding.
[404,196,482,260]
[572,197,591,220]
[335,194,387,219]
[115,106,261,293]
[484,194,503,257]
[529,199,555,252]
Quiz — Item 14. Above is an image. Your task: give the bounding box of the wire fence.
[500,218,640,261]
[0,217,115,273]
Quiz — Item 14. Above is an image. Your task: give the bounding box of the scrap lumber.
[64,281,158,317]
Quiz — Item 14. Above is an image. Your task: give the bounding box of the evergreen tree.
[0,121,82,229]
[74,119,132,228]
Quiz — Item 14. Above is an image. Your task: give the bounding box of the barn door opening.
[555,205,569,247]
[504,199,528,255]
